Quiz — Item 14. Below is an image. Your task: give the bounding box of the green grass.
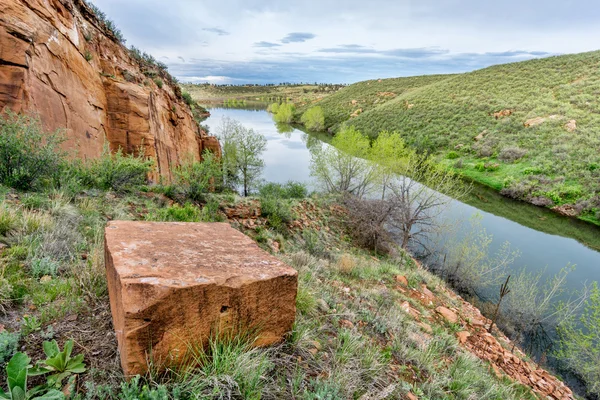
[296,51,600,224]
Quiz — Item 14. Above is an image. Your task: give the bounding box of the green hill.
[298,51,600,225]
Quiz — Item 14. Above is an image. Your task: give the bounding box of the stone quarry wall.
[0,0,220,180]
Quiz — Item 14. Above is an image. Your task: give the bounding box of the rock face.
[0,0,219,180]
[104,221,298,376]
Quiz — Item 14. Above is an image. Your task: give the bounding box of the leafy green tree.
[557,282,600,396]
[216,117,267,196]
[300,106,325,131]
[273,103,295,124]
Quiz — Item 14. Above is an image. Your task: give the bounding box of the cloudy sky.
[91,0,600,84]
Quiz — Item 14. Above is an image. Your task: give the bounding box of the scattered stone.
[406,392,419,400]
[474,130,487,141]
[40,275,52,284]
[317,299,330,313]
[420,284,435,301]
[339,319,354,329]
[552,204,578,217]
[435,306,459,324]
[351,99,358,105]
[418,322,433,334]
[492,109,513,119]
[395,275,408,286]
[454,143,464,150]
[309,340,322,351]
[399,301,411,313]
[308,348,319,356]
[105,221,298,376]
[456,331,471,344]
[564,120,577,132]
[524,114,560,128]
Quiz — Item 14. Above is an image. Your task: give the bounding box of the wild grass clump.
[172,152,222,202]
[259,181,308,199]
[78,147,153,193]
[0,112,65,191]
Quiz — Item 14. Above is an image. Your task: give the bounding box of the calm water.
[203,107,600,293]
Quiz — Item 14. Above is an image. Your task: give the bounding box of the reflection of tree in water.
[275,122,293,138]
[304,133,323,152]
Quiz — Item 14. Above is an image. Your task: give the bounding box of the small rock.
[309,340,322,351]
[406,392,419,400]
[317,299,330,313]
[339,319,354,329]
[399,301,411,313]
[435,306,458,324]
[418,322,432,334]
[395,275,408,286]
[40,275,52,284]
[308,348,318,355]
[564,119,577,132]
[456,331,471,344]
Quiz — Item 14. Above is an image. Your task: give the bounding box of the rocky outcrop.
[104,221,298,377]
[0,0,219,180]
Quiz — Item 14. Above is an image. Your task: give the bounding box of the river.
[202,106,600,295]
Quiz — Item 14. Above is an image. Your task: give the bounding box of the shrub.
[154,78,163,89]
[148,203,201,222]
[259,181,308,199]
[29,257,60,278]
[84,51,93,61]
[447,151,459,159]
[172,152,222,202]
[260,196,293,231]
[182,91,194,106]
[301,106,325,131]
[0,331,19,366]
[81,147,153,193]
[498,146,527,163]
[0,112,65,190]
[200,198,225,222]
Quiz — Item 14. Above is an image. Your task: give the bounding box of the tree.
[215,117,266,196]
[310,126,380,198]
[300,106,325,131]
[557,282,600,397]
[381,151,470,250]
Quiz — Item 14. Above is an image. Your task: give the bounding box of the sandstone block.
[105,221,298,376]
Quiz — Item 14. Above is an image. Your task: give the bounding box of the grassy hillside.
[299,74,454,131]
[298,51,600,225]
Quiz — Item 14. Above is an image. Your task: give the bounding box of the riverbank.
[0,184,572,399]
[290,51,600,227]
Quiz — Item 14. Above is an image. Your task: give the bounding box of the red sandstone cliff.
[0,0,220,180]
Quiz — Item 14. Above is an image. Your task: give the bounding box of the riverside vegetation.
[291,51,600,226]
[0,111,598,399]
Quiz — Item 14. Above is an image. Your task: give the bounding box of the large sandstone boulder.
[104,221,298,376]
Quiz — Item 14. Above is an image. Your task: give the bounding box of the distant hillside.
[297,51,600,225]
[183,83,344,104]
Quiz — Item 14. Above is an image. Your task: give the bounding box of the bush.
[301,106,325,131]
[29,257,60,278]
[154,78,163,89]
[447,151,459,159]
[0,112,65,190]
[80,147,153,193]
[172,152,222,202]
[259,181,308,199]
[182,91,194,106]
[498,146,527,163]
[148,203,201,222]
[260,196,293,231]
[0,330,19,366]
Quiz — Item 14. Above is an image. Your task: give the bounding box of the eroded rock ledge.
[0,0,219,180]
